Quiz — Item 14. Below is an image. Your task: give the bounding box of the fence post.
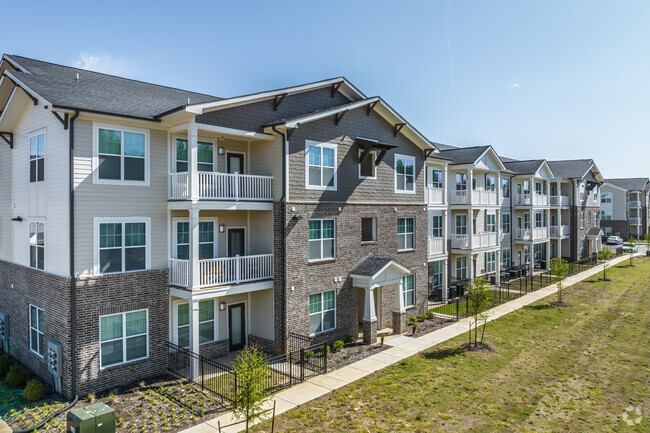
[289,351,293,387]
[200,355,204,391]
[456,297,459,320]
[300,348,305,382]
[323,342,328,373]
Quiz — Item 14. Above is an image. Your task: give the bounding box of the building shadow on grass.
[523,304,554,311]
[423,347,465,360]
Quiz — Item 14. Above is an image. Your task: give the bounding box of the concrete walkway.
[183,254,637,433]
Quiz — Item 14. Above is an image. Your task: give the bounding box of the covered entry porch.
[350,256,412,345]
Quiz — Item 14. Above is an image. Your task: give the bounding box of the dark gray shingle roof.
[547,159,594,179]
[438,145,491,165]
[502,159,545,175]
[605,178,649,191]
[6,55,221,119]
[349,256,407,277]
[586,227,603,237]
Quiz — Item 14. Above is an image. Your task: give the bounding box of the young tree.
[466,279,493,347]
[549,257,569,305]
[644,232,650,245]
[231,345,271,432]
[597,247,615,281]
[627,237,637,267]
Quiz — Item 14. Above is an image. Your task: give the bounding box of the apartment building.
[547,160,604,259]
[601,178,650,240]
[0,55,439,397]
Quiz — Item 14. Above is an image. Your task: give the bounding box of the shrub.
[417,313,427,322]
[6,365,26,386]
[344,335,355,344]
[333,340,344,352]
[320,345,330,354]
[86,392,96,403]
[304,350,314,360]
[0,354,12,376]
[407,316,417,326]
[23,380,44,402]
[427,310,435,319]
[380,333,385,346]
[411,322,418,335]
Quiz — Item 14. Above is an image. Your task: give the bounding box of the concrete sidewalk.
[183,254,636,433]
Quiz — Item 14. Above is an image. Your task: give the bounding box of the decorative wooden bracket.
[375,149,388,166]
[334,110,348,126]
[273,93,288,111]
[366,101,378,115]
[393,123,406,137]
[52,112,69,130]
[0,132,14,149]
[286,128,296,140]
[331,82,342,97]
[358,147,372,164]
[424,148,436,159]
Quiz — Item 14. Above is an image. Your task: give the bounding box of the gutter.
[69,109,80,396]
[271,125,287,352]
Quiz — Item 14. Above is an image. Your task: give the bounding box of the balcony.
[450,190,469,205]
[169,172,273,201]
[629,217,642,225]
[532,193,548,206]
[515,193,531,206]
[628,200,641,208]
[549,225,570,237]
[428,236,445,255]
[169,254,274,289]
[516,227,548,240]
[549,195,569,207]
[450,232,497,249]
[426,187,444,205]
[449,189,497,205]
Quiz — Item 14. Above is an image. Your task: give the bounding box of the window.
[486,251,496,272]
[359,150,376,179]
[580,212,585,229]
[397,217,415,250]
[535,212,544,228]
[429,169,443,188]
[306,141,336,189]
[501,178,510,198]
[486,214,496,232]
[472,178,477,190]
[395,155,415,193]
[176,300,216,348]
[601,193,612,204]
[485,174,496,191]
[361,218,376,242]
[455,214,467,235]
[29,222,44,270]
[601,210,612,221]
[593,185,598,199]
[94,124,148,184]
[502,213,511,234]
[401,274,415,307]
[175,139,214,172]
[96,218,150,274]
[309,291,335,335]
[455,173,467,191]
[100,310,148,368]
[29,305,44,357]
[523,181,531,194]
[431,215,443,237]
[502,249,511,268]
[535,182,543,195]
[588,212,592,225]
[603,227,612,237]
[534,243,544,262]
[29,132,45,182]
[524,246,530,264]
[431,261,443,288]
[309,219,335,260]
[455,256,467,280]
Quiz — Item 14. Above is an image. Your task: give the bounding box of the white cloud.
[509,83,520,89]
[72,52,132,76]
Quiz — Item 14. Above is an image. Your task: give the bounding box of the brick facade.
[571,205,600,259]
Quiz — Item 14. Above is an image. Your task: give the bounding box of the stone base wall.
[362,320,377,345]
[200,339,229,360]
[392,311,407,334]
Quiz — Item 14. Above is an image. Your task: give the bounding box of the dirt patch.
[549,301,573,308]
[461,342,494,352]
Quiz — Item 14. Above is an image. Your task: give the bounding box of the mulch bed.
[327,342,388,370]
[407,316,455,337]
[461,342,494,352]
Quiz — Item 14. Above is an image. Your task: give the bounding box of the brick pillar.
[362,320,377,345]
[392,311,407,334]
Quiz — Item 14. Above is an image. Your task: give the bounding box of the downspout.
[271,125,287,352]
[509,175,514,262]
[69,109,80,396]
[571,179,576,260]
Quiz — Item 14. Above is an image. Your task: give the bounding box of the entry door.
[228,229,245,257]
[227,153,244,174]
[228,303,246,351]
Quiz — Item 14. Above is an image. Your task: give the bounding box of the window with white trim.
[174,220,216,260]
[486,214,496,232]
[175,300,216,348]
[601,193,612,204]
[502,213,511,234]
[29,222,45,270]
[486,251,496,273]
[358,150,376,179]
[395,155,415,193]
[401,274,415,307]
[96,125,147,182]
[502,248,511,268]
[309,219,335,260]
[431,261,443,288]
[601,210,612,221]
[175,138,214,172]
[431,215,443,237]
[455,256,467,280]
[580,212,585,229]
[100,309,148,368]
[29,132,45,183]
[309,290,335,335]
[534,243,544,262]
[397,217,415,250]
[485,174,496,191]
[306,141,336,189]
[535,182,543,195]
[361,218,376,242]
[455,214,467,235]
[535,212,544,228]
[97,219,149,274]
[29,305,44,357]
[501,178,510,198]
[429,169,443,188]
[456,173,467,191]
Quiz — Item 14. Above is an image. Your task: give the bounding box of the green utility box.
[67,402,116,433]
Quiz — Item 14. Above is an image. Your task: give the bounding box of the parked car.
[622,242,638,253]
[607,236,623,245]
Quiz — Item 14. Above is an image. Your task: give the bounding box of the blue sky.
[2,0,649,178]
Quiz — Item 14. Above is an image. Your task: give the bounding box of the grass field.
[254,258,650,432]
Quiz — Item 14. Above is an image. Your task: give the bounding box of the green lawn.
[254,259,650,432]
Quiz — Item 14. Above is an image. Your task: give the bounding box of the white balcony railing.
[169,254,274,288]
[471,190,498,206]
[472,232,498,248]
[533,227,548,239]
[516,228,531,240]
[549,225,570,237]
[169,172,273,201]
[426,187,444,204]
[550,195,570,207]
[428,236,445,255]
[532,193,549,206]
[628,200,641,208]
[515,193,531,206]
[451,234,469,249]
[629,217,641,225]
[450,190,469,204]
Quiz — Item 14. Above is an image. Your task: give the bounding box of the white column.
[496,209,501,243]
[393,279,405,313]
[495,250,501,286]
[468,253,474,281]
[442,258,448,302]
[363,287,377,322]
[188,125,199,200]
[468,209,473,249]
[468,169,473,204]
[189,209,200,290]
[443,209,448,254]
[443,166,449,205]
[496,172,501,204]
[558,238,562,260]
[189,299,200,378]
[546,241,551,270]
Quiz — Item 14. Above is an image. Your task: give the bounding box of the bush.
[426,310,435,319]
[407,316,417,326]
[304,350,314,360]
[333,340,344,352]
[380,333,385,346]
[23,380,44,402]
[0,354,12,376]
[6,364,26,386]
[320,345,330,354]
[344,335,355,344]
[411,322,418,335]
[417,313,427,322]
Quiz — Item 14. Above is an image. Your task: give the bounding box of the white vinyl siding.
[100,309,148,368]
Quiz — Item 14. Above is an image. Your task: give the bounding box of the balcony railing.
[629,217,641,225]
[550,195,570,206]
[532,194,548,206]
[450,190,469,204]
[169,172,273,201]
[628,200,641,208]
[515,193,531,206]
[472,189,497,205]
[451,234,469,249]
[426,187,444,204]
[169,254,274,288]
[428,236,445,255]
[516,227,548,240]
[451,232,497,249]
[549,225,570,237]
